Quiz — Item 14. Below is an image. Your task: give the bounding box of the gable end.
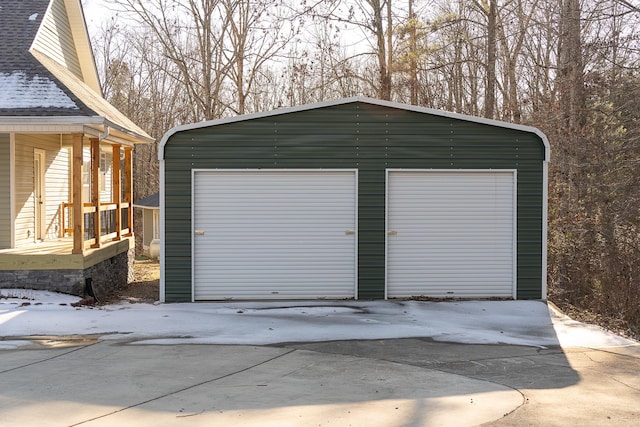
[31,0,101,94]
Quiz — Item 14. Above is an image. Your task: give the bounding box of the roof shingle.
[0,0,152,141]
[0,0,89,115]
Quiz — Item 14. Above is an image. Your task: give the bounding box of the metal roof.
[159,97,550,162]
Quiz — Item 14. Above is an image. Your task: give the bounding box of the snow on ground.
[0,290,636,350]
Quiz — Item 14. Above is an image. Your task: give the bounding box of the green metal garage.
[159,97,549,302]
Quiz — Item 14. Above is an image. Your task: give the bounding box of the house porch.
[1,131,137,299]
[0,237,134,299]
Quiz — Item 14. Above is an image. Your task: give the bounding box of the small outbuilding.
[159,98,549,303]
[133,192,160,258]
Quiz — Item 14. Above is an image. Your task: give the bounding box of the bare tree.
[112,0,232,120]
[221,0,300,114]
[483,0,497,119]
[423,1,485,114]
[312,0,397,100]
[558,0,585,130]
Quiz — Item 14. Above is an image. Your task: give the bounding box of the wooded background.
[91,0,640,335]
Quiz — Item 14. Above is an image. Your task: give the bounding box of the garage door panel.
[387,171,515,299]
[193,170,357,300]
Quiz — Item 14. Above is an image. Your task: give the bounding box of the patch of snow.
[29,13,38,21]
[0,340,32,350]
[0,291,637,351]
[0,72,79,109]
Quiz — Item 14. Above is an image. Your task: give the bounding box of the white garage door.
[193,170,357,300]
[386,170,516,298]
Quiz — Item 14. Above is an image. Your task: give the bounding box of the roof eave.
[133,204,160,209]
[0,116,154,144]
[99,119,155,144]
[66,0,103,94]
[0,115,102,133]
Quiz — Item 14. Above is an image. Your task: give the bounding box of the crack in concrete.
[0,340,99,375]
[611,377,640,392]
[68,348,296,426]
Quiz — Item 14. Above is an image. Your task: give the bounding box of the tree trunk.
[484,0,496,119]
[558,0,584,131]
[371,0,391,100]
[409,0,418,104]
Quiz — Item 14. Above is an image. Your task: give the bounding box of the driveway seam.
[0,342,100,375]
[611,377,640,392]
[285,344,529,422]
[67,348,296,427]
[284,344,533,420]
[588,346,640,360]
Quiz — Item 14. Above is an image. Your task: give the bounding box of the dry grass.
[101,257,159,304]
[133,257,160,283]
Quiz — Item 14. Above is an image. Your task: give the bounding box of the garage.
[160,97,549,302]
[386,170,516,298]
[192,170,358,299]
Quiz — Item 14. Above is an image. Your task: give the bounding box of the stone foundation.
[0,240,135,301]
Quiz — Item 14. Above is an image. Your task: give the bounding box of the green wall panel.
[163,101,547,301]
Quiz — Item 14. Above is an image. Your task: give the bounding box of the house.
[159,97,550,303]
[133,192,160,259]
[0,0,153,298]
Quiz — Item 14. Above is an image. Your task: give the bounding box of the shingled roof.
[134,192,159,209]
[0,0,152,143]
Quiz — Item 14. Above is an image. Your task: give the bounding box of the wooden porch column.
[90,138,101,248]
[112,144,122,240]
[72,134,84,254]
[124,147,133,236]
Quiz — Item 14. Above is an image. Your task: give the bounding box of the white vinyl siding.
[142,208,154,248]
[0,134,10,248]
[99,146,113,202]
[193,170,357,300]
[153,210,160,240]
[386,170,516,299]
[14,134,71,246]
[31,0,83,79]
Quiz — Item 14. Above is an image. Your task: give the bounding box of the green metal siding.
[0,134,10,249]
[164,102,546,301]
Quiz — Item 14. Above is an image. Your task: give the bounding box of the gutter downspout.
[98,125,110,142]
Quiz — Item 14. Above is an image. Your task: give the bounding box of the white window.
[153,210,160,240]
[99,148,113,201]
[82,147,91,202]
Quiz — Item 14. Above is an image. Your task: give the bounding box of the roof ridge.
[31,50,152,141]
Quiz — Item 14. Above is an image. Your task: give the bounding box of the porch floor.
[0,239,74,256]
[0,237,133,270]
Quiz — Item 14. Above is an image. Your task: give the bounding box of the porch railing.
[61,202,131,248]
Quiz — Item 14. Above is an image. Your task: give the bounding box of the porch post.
[112,144,122,240]
[90,138,101,248]
[72,134,84,254]
[124,147,133,236]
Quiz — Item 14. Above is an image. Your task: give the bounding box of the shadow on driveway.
[3,299,639,426]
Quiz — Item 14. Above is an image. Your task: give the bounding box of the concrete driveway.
[0,336,638,426]
[1,297,639,426]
